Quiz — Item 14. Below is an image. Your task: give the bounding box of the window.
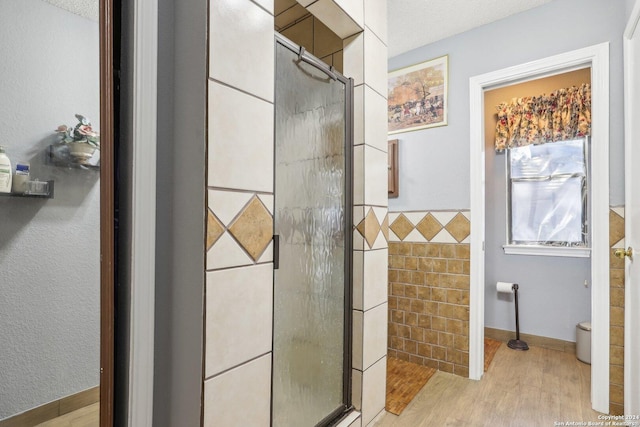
[505,138,589,256]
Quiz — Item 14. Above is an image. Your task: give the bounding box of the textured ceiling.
[39,0,552,56]
[42,0,98,21]
[387,0,553,57]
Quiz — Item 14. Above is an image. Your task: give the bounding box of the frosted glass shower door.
[273,36,352,427]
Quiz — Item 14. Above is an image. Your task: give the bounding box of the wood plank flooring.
[35,403,98,427]
[484,338,502,371]
[0,387,99,427]
[376,343,602,427]
[386,357,437,415]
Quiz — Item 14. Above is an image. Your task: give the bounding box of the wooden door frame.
[99,0,115,424]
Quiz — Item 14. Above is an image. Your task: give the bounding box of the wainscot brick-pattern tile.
[611,307,624,327]
[611,326,624,346]
[440,245,455,259]
[388,235,470,377]
[610,345,624,366]
[610,384,624,408]
[610,365,624,385]
[609,208,625,414]
[611,288,625,308]
[412,243,428,257]
[389,242,400,255]
[398,242,412,256]
[610,403,624,417]
[610,268,624,287]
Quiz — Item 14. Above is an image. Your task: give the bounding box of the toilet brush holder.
[507,283,529,351]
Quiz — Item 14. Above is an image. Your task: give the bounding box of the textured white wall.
[0,0,100,419]
[42,0,99,21]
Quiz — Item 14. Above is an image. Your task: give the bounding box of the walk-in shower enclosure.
[272,34,354,427]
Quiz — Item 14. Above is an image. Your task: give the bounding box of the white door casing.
[469,43,610,413]
[624,0,640,415]
[129,0,158,425]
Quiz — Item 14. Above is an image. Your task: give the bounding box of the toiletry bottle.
[12,162,30,194]
[0,146,12,193]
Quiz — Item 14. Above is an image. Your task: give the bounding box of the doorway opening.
[469,43,610,413]
[483,68,592,365]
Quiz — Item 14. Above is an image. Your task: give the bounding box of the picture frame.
[388,55,448,134]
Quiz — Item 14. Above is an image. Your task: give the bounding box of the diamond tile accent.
[381,214,389,242]
[389,214,414,241]
[405,212,427,227]
[228,196,273,261]
[445,213,471,243]
[431,228,457,244]
[357,208,381,249]
[207,232,252,270]
[430,211,457,227]
[405,228,427,243]
[416,213,442,241]
[612,206,625,219]
[388,211,472,243]
[207,209,224,250]
[609,210,625,248]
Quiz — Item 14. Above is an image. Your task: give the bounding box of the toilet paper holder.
[498,282,529,351]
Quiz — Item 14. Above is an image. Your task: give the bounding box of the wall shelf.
[0,180,54,199]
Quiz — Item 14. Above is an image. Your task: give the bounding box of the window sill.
[502,245,591,258]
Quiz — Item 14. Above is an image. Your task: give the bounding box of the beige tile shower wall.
[277,9,345,73]
[208,1,388,425]
[344,1,388,425]
[609,207,625,416]
[205,0,275,425]
[388,211,471,378]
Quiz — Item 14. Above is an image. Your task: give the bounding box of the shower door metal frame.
[273,33,354,427]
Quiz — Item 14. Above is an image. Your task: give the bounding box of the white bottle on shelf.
[12,162,30,194]
[0,146,12,193]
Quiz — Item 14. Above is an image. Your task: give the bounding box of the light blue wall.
[388,0,626,341]
[388,0,625,211]
[485,144,590,342]
[627,0,637,21]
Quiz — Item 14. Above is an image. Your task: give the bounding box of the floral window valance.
[495,83,591,151]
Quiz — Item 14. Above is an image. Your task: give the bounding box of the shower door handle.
[298,46,337,80]
[273,234,280,270]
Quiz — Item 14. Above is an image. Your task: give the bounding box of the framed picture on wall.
[388,55,448,134]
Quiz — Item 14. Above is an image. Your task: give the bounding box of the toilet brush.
[507,283,529,351]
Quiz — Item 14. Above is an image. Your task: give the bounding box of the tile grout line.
[203,351,272,382]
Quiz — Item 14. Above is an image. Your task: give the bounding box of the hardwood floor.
[35,403,98,427]
[376,343,603,427]
[386,357,437,415]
